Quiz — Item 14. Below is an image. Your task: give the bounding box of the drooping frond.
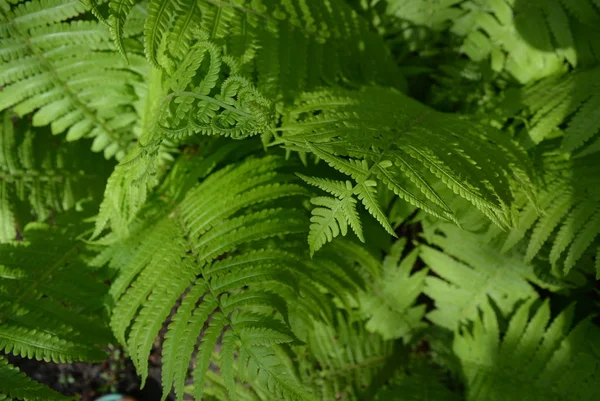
[0,355,71,401]
[0,220,112,363]
[0,0,147,159]
[97,154,374,401]
[359,238,427,341]
[420,223,567,330]
[0,113,112,242]
[277,86,534,251]
[455,298,600,401]
[499,67,600,154]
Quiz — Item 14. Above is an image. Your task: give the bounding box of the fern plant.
[0,215,112,400]
[1,0,599,400]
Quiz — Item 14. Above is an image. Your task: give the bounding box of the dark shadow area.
[5,350,169,401]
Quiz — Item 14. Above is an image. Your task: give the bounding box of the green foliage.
[455,298,600,401]
[421,223,541,330]
[0,0,599,400]
[499,67,600,153]
[0,355,71,401]
[0,0,147,159]
[484,152,600,278]
[381,0,600,83]
[359,238,427,341]
[279,86,533,252]
[0,217,112,399]
[0,220,112,363]
[0,112,112,242]
[96,153,379,401]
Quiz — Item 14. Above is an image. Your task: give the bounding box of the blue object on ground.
[95,395,124,401]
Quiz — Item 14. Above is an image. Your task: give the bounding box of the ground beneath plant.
[5,345,171,401]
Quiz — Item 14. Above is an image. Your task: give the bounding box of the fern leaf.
[421,224,541,330]
[98,155,370,401]
[525,191,573,261]
[144,0,173,66]
[297,174,353,198]
[308,195,362,255]
[165,0,199,59]
[0,355,71,401]
[0,219,111,381]
[359,239,427,341]
[191,307,226,401]
[564,208,600,273]
[454,298,600,401]
[354,181,396,236]
[549,200,597,267]
[562,93,600,153]
[502,67,600,154]
[0,2,145,159]
[0,113,110,242]
[281,87,532,237]
[300,311,394,401]
[108,0,138,61]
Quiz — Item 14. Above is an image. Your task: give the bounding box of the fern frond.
[359,238,427,341]
[108,0,138,60]
[307,195,363,255]
[384,0,600,83]
[98,155,371,401]
[101,0,404,93]
[489,153,600,277]
[420,223,553,330]
[280,86,533,241]
[298,311,395,401]
[144,0,173,66]
[0,113,112,242]
[455,298,600,401]
[0,0,147,159]
[0,355,71,401]
[499,67,600,153]
[0,220,112,364]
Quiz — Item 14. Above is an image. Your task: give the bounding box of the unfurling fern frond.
[278,86,533,251]
[359,238,427,341]
[0,355,71,401]
[153,36,275,142]
[0,0,147,159]
[97,154,375,401]
[95,0,404,95]
[420,223,567,330]
[455,298,600,401]
[0,113,112,242]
